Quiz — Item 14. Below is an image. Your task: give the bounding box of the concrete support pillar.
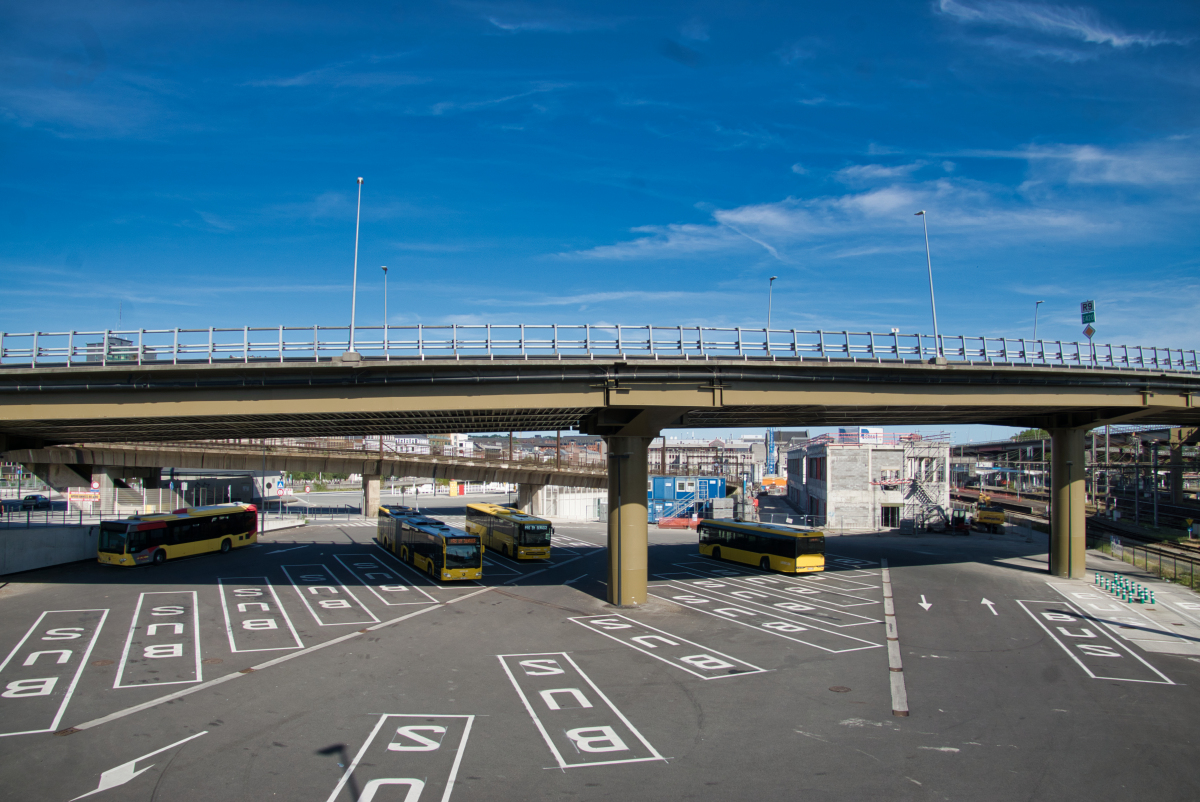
[517,484,546,516]
[97,467,119,517]
[1049,427,1087,578]
[605,435,651,607]
[363,474,381,518]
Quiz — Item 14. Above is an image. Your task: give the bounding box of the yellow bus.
[377,507,482,582]
[97,504,259,566]
[464,503,552,560]
[698,519,825,573]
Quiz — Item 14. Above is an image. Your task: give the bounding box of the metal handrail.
[1,325,1197,374]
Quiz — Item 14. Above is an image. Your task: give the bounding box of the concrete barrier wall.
[1,525,97,576]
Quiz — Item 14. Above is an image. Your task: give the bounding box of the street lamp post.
[346,177,364,359]
[766,275,778,344]
[914,211,943,363]
[381,265,388,352]
[1033,300,1045,343]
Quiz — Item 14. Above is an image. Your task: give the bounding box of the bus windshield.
[98,523,129,554]
[444,543,482,568]
[520,524,551,546]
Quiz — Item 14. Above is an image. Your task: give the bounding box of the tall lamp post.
[1033,299,1045,342]
[766,275,778,339]
[346,177,364,359]
[914,211,943,363]
[381,265,389,351]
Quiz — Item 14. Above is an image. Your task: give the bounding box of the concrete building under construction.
[786,431,951,530]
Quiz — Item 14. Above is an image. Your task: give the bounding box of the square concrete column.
[1049,427,1087,578]
[362,474,381,518]
[605,436,652,607]
[517,484,546,516]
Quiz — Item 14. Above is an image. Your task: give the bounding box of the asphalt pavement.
[1,506,1199,801]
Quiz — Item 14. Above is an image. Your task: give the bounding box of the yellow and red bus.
[377,507,482,582]
[97,504,258,566]
[698,519,825,573]
[464,503,552,560]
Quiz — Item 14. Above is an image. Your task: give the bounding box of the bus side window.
[146,527,165,547]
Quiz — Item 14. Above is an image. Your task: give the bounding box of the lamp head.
[915,210,925,216]
[769,275,777,283]
[382,265,388,274]
[1036,299,1044,305]
[357,177,364,184]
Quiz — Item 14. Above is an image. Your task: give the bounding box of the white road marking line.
[564,575,589,585]
[880,559,909,717]
[504,554,590,586]
[69,731,207,800]
[268,545,309,554]
[59,587,494,735]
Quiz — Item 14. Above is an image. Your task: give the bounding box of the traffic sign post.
[1081,301,1097,361]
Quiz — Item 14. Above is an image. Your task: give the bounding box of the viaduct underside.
[4,357,1200,605]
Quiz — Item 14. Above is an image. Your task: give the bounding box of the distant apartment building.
[786,430,951,530]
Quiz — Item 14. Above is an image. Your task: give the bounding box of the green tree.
[1011,428,1049,441]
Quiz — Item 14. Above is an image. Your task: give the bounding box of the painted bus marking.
[571,615,767,680]
[114,592,201,689]
[1016,600,1173,685]
[324,714,475,802]
[280,565,379,626]
[0,609,107,737]
[334,554,439,607]
[217,578,303,652]
[497,652,666,769]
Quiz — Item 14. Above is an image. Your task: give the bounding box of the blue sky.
[2,2,1198,394]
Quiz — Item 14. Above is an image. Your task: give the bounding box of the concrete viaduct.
[3,338,1200,607]
[3,440,607,516]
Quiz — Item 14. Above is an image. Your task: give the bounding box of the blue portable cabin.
[647,476,726,522]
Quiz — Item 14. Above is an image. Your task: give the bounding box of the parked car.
[20,494,51,510]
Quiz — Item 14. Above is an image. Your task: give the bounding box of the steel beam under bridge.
[5,358,1200,601]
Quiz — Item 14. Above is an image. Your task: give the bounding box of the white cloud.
[937,0,1190,48]
[791,163,808,175]
[836,162,927,183]
[247,55,426,88]
[564,171,1107,263]
[680,19,709,42]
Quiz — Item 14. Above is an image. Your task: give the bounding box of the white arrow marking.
[918,595,932,611]
[981,598,998,616]
[70,731,207,800]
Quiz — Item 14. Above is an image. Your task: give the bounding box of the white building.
[786,432,951,530]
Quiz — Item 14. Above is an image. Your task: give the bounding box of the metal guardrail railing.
[1,325,1196,373]
[1089,532,1200,591]
[0,509,92,528]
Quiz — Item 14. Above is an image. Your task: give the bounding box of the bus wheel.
[220,539,232,554]
[711,547,721,561]
[760,557,770,571]
[152,549,166,566]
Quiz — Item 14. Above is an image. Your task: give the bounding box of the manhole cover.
[201,658,224,665]
[828,686,852,693]
[91,660,114,667]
